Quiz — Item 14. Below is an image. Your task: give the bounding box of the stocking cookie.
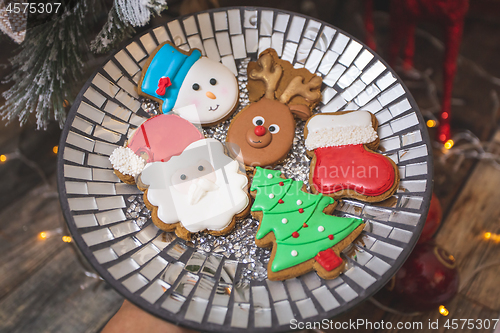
[250,167,364,281]
[138,41,239,126]
[109,114,204,184]
[138,138,251,240]
[226,48,322,168]
[304,110,399,202]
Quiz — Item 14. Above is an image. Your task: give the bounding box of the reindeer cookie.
[226,49,322,168]
[304,110,399,202]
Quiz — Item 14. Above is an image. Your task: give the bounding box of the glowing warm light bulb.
[427,120,436,127]
[484,232,492,240]
[62,236,72,243]
[444,140,454,150]
[439,305,449,316]
[39,232,47,240]
[0,155,6,162]
[53,146,58,154]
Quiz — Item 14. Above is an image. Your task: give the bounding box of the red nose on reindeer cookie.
[226,49,322,168]
[304,110,400,203]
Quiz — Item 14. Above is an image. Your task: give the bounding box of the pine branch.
[0,2,90,129]
[91,0,167,54]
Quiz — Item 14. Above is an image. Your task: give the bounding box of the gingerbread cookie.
[137,41,239,126]
[109,114,204,184]
[226,48,322,168]
[250,167,364,281]
[304,110,400,202]
[138,138,250,240]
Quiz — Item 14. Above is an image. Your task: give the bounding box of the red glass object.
[418,193,443,243]
[392,242,459,311]
[364,0,469,143]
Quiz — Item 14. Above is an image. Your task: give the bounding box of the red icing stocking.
[312,144,396,197]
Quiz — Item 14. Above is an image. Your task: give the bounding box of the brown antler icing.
[279,75,322,104]
[249,53,283,100]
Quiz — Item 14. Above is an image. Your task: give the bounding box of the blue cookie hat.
[140,42,202,113]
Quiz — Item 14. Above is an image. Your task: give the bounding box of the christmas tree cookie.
[250,167,364,281]
[304,110,400,202]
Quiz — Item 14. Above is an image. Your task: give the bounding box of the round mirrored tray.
[57,7,433,332]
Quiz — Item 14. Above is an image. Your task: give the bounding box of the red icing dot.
[254,125,266,136]
[278,199,284,204]
[298,208,304,213]
[279,182,284,186]
[303,223,308,228]
[328,234,334,240]
[292,231,299,238]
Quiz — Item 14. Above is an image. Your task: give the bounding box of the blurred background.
[0,0,499,332]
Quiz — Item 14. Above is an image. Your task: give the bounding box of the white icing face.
[139,139,248,233]
[173,58,238,125]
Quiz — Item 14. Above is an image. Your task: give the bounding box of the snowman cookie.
[137,42,239,126]
[304,110,399,202]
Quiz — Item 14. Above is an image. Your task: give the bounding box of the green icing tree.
[251,167,363,273]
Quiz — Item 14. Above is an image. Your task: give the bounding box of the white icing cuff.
[109,147,146,177]
[305,125,378,150]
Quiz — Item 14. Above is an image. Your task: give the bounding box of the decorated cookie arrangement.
[250,167,364,280]
[304,110,399,202]
[107,45,398,281]
[137,41,239,126]
[226,48,322,168]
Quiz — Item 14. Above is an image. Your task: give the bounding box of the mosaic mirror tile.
[58,7,432,332]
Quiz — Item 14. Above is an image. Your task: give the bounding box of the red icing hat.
[127,114,204,163]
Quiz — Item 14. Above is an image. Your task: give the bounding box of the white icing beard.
[139,139,248,233]
[173,58,238,125]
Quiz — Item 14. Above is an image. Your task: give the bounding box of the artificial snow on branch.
[91,0,167,54]
[0,2,89,129]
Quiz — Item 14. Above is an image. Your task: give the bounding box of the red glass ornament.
[391,242,459,311]
[418,193,443,243]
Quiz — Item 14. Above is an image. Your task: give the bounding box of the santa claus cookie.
[304,110,399,202]
[226,48,322,168]
[137,41,239,126]
[109,114,204,184]
[137,138,250,240]
[250,167,364,281]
